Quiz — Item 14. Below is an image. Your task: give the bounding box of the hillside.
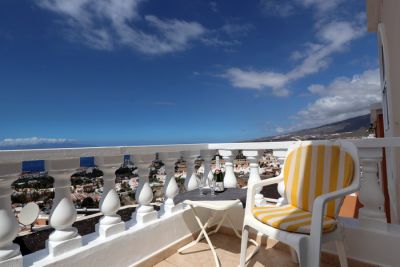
[251,114,371,142]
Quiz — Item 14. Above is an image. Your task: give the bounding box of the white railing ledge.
[22,205,208,267]
[350,137,400,148]
[121,143,208,155]
[208,141,297,150]
[2,138,400,164]
[0,147,123,164]
[0,144,210,163]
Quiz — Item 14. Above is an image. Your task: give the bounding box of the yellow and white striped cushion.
[253,205,337,234]
[283,144,354,218]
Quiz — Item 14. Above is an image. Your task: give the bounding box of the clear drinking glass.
[209,177,216,196]
[197,174,206,196]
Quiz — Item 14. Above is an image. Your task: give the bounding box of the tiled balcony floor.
[153,232,340,267]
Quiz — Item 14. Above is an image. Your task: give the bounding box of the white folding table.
[177,198,259,267]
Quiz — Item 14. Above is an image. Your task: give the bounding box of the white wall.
[377,0,400,223]
[23,207,210,267]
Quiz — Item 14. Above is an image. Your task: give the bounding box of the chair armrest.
[312,183,360,214]
[246,175,284,212]
[309,182,360,252]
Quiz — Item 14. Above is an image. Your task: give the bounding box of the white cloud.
[260,0,295,17]
[295,69,381,127]
[297,0,344,14]
[141,15,206,53]
[290,50,304,61]
[200,22,253,49]
[220,23,253,38]
[201,37,240,47]
[308,84,325,94]
[0,137,75,147]
[209,1,218,13]
[222,20,364,96]
[260,0,344,17]
[36,0,206,54]
[223,68,290,96]
[287,21,365,80]
[275,127,285,133]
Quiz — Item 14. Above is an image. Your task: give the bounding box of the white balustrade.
[219,150,238,188]
[45,159,82,257]
[358,148,387,223]
[183,151,199,191]
[0,163,22,266]
[131,154,158,225]
[243,151,266,207]
[95,156,125,238]
[1,139,399,267]
[159,152,183,215]
[273,148,288,206]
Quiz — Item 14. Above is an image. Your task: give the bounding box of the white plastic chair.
[239,140,360,267]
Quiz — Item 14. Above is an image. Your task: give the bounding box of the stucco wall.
[380,0,400,223]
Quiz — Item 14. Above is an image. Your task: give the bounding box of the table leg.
[178,206,259,266]
[177,210,217,253]
[207,211,228,236]
[208,211,260,262]
[178,205,220,267]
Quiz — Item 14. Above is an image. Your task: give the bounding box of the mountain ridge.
[250,114,371,142]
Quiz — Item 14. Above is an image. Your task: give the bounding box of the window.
[382,81,390,131]
[378,26,390,132]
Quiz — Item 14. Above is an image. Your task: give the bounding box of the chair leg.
[289,247,299,263]
[308,250,321,267]
[296,246,308,267]
[239,226,249,267]
[335,240,348,267]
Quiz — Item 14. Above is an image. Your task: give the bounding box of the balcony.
[1,139,400,267]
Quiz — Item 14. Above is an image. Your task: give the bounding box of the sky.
[0,0,381,147]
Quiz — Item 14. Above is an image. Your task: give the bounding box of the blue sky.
[0,0,381,147]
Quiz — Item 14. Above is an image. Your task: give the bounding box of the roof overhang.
[366,0,382,32]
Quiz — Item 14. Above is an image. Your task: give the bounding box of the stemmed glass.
[208,174,216,196]
[208,175,217,197]
[196,174,206,196]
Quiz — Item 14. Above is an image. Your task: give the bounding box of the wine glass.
[209,176,216,196]
[196,174,206,196]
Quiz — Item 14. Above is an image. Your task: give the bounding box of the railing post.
[159,152,183,216]
[273,148,288,206]
[95,156,125,238]
[219,150,238,188]
[183,151,199,191]
[358,148,386,222]
[131,154,158,225]
[243,150,266,207]
[0,163,22,266]
[45,159,82,257]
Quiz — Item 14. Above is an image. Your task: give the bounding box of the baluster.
[219,150,237,188]
[183,151,199,191]
[0,162,22,266]
[95,156,125,238]
[159,152,183,215]
[358,148,386,223]
[131,154,158,225]
[273,148,288,206]
[243,151,266,207]
[45,159,82,257]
